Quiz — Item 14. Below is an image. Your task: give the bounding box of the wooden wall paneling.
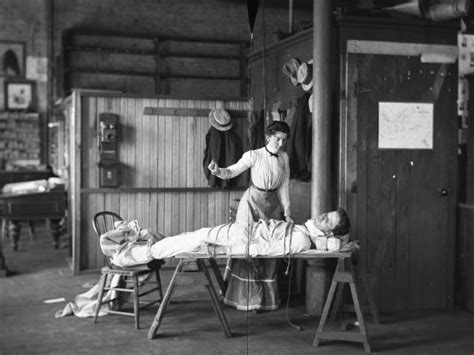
[157,99,166,234]
[392,58,415,311]
[186,99,196,231]
[149,98,159,232]
[343,54,359,260]
[143,97,152,188]
[426,62,455,308]
[166,78,241,98]
[135,99,144,225]
[83,96,95,189]
[378,57,399,312]
[178,99,188,233]
[171,99,180,235]
[409,152,431,311]
[394,149,411,312]
[164,98,173,235]
[364,68,383,310]
[379,149,397,312]
[445,70,458,309]
[135,97,144,187]
[193,100,203,229]
[353,55,369,275]
[200,100,210,227]
[80,193,90,270]
[157,98,166,188]
[68,72,156,94]
[90,192,104,269]
[165,57,240,79]
[126,98,136,223]
[200,99,209,187]
[142,98,152,229]
[68,51,156,74]
[127,98,137,187]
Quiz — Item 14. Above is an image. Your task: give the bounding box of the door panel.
[348,53,457,313]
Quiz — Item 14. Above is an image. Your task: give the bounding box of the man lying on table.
[100,207,351,268]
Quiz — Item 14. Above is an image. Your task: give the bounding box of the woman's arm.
[208,150,253,180]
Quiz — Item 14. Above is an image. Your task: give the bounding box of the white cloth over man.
[110,219,313,267]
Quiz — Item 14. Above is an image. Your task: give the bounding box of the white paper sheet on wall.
[378,102,433,149]
[26,56,47,82]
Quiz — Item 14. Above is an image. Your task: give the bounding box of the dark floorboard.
[1,222,474,354]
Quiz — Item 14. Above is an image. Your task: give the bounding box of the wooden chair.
[92,211,164,329]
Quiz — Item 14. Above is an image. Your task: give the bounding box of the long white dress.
[215,147,291,311]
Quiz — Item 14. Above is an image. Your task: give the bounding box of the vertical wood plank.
[149,98,159,232]
[164,99,173,234]
[186,99,195,231]
[200,100,210,226]
[87,96,98,189]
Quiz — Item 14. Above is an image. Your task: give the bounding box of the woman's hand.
[285,215,294,223]
[208,159,219,175]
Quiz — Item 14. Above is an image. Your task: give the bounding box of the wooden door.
[345,53,457,313]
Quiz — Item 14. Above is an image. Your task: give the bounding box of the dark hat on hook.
[297,59,313,92]
[282,58,301,86]
[209,108,233,131]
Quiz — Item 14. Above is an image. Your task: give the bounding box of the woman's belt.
[252,185,278,192]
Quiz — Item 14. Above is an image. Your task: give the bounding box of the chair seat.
[102,259,165,274]
[92,211,164,329]
[101,265,151,276]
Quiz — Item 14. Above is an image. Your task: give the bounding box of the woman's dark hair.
[265,121,290,138]
[3,49,21,76]
[332,207,350,236]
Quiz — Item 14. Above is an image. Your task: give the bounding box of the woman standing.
[208,121,293,311]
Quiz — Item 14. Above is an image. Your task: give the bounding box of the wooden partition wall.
[69,91,249,273]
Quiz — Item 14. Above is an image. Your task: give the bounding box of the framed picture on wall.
[0,41,25,77]
[5,79,36,111]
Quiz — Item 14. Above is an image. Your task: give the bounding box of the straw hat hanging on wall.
[209,108,233,131]
[282,58,301,86]
[297,59,313,92]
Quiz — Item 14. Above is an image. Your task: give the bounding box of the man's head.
[312,207,350,236]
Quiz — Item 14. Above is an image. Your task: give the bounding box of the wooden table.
[147,250,379,353]
[0,190,66,276]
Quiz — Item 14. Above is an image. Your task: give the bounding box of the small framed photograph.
[5,79,36,111]
[0,41,25,77]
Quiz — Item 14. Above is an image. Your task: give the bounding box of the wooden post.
[306,0,333,315]
[311,0,332,216]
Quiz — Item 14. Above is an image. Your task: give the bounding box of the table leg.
[313,257,372,353]
[0,218,10,277]
[200,259,231,338]
[208,258,227,294]
[48,218,62,249]
[147,260,184,339]
[8,220,20,251]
